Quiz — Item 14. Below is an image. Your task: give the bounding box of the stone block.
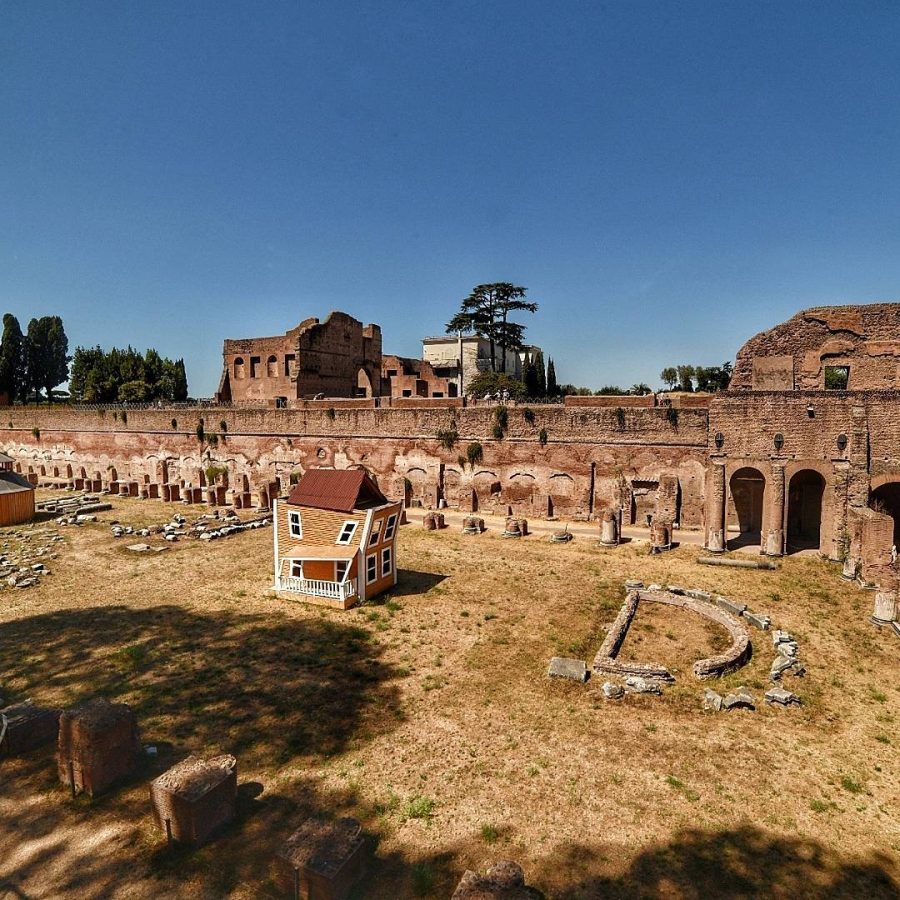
[151,754,237,846]
[686,589,712,602]
[547,657,588,683]
[273,817,368,900]
[743,611,771,630]
[765,687,801,706]
[703,689,723,711]
[58,698,141,797]
[601,682,625,700]
[716,597,746,617]
[452,860,535,900]
[0,701,60,757]
[624,579,643,590]
[722,689,754,710]
[624,675,662,695]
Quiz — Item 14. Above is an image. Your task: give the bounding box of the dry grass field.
[1,491,898,899]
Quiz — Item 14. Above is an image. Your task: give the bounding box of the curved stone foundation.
[593,588,751,682]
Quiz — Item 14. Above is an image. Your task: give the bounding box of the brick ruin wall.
[3,404,710,525]
[731,304,900,391]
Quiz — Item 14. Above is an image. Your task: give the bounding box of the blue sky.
[3,1,900,395]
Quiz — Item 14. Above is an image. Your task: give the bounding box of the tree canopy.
[660,362,732,392]
[25,316,69,403]
[0,314,26,402]
[69,345,188,403]
[446,283,538,373]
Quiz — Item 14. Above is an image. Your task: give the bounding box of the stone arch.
[234,357,246,380]
[356,367,373,398]
[728,467,765,548]
[787,469,825,551]
[267,355,278,377]
[442,467,463,507]
[870,481,900,545]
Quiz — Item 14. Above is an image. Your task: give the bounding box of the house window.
[336,521,357,544]
[290,560,303,578]
[824,365,849,390]
[289,511,302,538]
[369,520,382,546]
[336,560,349,581]
[366,554,377,583]
[381,547,392,577]
[383,513,397,540]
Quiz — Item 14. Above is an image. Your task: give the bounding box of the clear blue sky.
[3,1,900,396]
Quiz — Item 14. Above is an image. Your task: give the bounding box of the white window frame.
[335,560,349,582]
[336,520,357,545]
[288,511,302,539]
[290,560,303,578]
[368,519,382,546]
[383,513,398,541]
[366,553,377,584]
[381,546,392,577]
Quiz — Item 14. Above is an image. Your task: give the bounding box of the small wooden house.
[0,452,35,526]
[273,469,402,609]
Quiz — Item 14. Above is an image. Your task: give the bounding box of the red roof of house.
[286,469,387,513]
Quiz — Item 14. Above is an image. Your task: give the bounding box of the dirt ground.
[1,492,898,899]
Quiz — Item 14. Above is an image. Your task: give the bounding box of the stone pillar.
[705,463,726,552]
[765,464,785,557]
[872,590,897,625]
[599,509,618,546]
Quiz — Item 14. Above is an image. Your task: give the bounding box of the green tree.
[0,314,26,402]
[676,365,696,392]
[546,357,558,396]
[630,383,652,395]
[660,367,678,390]
[25,316,69,404]
[535,350,547,397]
[596,385,627,395]
[466,371,525,400]
[447,283,538,373]
[523,360,540,397]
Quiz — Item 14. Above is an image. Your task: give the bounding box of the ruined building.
[216,311,382,404]
[8,301,900,624]
[381,355,459,399]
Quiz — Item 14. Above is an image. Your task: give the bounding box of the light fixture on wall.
[773,433,784,451]
[714,432,724,450]
[837,433,848,453]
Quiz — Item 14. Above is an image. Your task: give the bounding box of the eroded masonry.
[7,303,900,611]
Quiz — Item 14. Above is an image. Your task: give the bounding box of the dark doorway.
[787,470,825,550]
[729,467,765,548]
[870,482,900,545]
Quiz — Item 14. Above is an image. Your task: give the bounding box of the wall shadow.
[391,569,447,597]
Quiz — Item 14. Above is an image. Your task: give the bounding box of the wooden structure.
[0,452,35,526]
[273,469,402,609]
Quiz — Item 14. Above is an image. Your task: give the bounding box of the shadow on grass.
[0,605,406,898]
[540,826,899,899]
[392,569,447,597]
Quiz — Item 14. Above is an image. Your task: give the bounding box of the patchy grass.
[0,491,898,898]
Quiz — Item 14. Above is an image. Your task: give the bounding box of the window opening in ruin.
[728,467,765,549]
[267,355,278,377]
[824,365,849,390]
[284,354,295,377]
[250,356,261,378]
[386,369,398,378]
[289,511,302,538]
[383,513,397,540]
[381,547,392,577]
[275,396,287,408]
[336,521,357,545]
[366,553,377,583]
[402,390,412,397]
[233,357,245,379]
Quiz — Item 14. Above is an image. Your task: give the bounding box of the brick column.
[765,463,785,557]
[705,462,726,552]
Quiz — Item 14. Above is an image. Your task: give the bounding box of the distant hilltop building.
[422,335,542,395]
[216,311,382,405]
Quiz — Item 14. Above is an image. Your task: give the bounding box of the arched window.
[234,357,246,380]
[267,355,278,377]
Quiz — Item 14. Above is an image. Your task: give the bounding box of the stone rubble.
[601,681,625,700]
[765,686,802,706]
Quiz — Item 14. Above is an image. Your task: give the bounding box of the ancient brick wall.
[731,304,900,391]
[2,403,709,524]
[219,311,383,403]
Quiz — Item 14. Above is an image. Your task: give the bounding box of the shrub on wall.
[539,428,548,446]
[196,420,205,443]
[436,426,459,450]
[466,442,483,467]
[522,408,535,425]
[171,418,178,430]
[492,423,504,440]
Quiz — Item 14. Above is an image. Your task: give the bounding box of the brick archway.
[728,467,765,549]
[787,469,825,552]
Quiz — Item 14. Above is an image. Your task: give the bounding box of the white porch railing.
[276,576,357,601]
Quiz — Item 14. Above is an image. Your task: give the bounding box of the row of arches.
[729,466,825,552]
